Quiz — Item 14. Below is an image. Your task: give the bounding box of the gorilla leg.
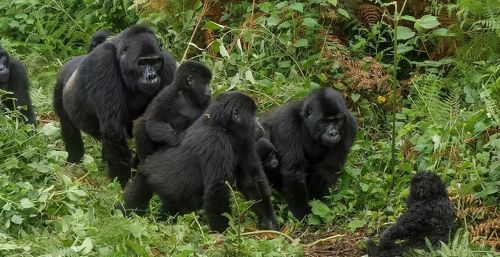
[203,183,231,233]
[307,169,336,199]
[237,169,278,230]
[133,117,154,163]
[282,171,310,219]
[54,81,84,163]
[123,173,153,215]
[102,135,131,188]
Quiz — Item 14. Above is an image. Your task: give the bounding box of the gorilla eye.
[232,108,240,120]
[307,108,313,116]
[186,75,193,86]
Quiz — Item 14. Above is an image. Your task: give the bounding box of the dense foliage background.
[0,0,498,256]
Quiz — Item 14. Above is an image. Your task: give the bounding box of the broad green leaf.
[205,21,224,30]
[20,198,34,209]
[432,28,449,37]
[289,3,303,12]
[302,18,318,28]
[219,42,230,58]
[348,218,366,231]
[310,200,330,218]
[415,15,440,30]
[328,0,338,6]
[401,15,416,22]
[245,70,256,85]
[11,215,23,225]
[396,26,415,40]
[338,8,350,18]
[293,38,309,48]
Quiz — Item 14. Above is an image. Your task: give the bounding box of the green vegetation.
[0,0,498,256]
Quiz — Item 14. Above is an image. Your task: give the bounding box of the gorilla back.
[53,24,177,187]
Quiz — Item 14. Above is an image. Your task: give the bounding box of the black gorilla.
[87,29,113,53]
[123,92,278,233]
[0,47,36,124]
[366,172,455,257]
[134,60,212,162]
[258,87,357,219]
[53,25,177,187]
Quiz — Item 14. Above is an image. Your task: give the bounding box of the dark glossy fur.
[259,87,357,219]
[134,60,212,162]
[255,122,279,170]
[53,25,177,187]
[87,30,113,53]
[366,172,456,257]
[123,92,278,233]
[0,47,36,124]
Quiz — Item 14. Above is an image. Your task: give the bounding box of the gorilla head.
[409,172,448,201]
[301,88,350,147]
[207,91,258,134]
[0,47,11,86]
[114,25,164,95]
[174,60,212,106]
[87,30,113,53]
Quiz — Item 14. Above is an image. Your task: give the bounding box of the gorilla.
[0,47,36,124]
[134,60,212,162]
[258,87,357,219]
[53,25,177,187]
[366,172,455,257]
[87,29,113,53]
[123,92,278,233]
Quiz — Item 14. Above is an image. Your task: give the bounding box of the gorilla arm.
[84,44,131,187]
[145,119,180,147]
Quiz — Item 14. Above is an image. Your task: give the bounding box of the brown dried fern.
[357,3,383,27]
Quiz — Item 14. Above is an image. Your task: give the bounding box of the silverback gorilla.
[134,60,212,162]
[0,47,36,124]
[123,92,278,232]
[258,87,357,219]
[53,25,177,187]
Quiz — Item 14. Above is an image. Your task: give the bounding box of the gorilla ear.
[231,108,240,120]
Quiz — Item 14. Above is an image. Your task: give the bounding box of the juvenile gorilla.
[134,60,212,162]
[258,87,357,219]
[123,92,278,232]
[53,25,177,187]
[87,29,113,53]
[255,122,279,170]
[366,172,455,257]
[0,47,36,124]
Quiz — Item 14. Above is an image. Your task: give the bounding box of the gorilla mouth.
[141,77,160,85]
[0,74,9,83]
[321,133,341,147]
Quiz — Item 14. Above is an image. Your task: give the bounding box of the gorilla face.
[0,50,10,84]
[409,172,448,200]
[301,89,348,148]
[183,67,212,107]
[118,32,164,95]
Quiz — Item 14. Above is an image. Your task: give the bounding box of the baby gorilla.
[123,92,278,233]
[134,61,212,162]
[366,172,455,257]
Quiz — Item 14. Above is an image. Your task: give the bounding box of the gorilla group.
[257,87,357,219]
[366,172,455,256]
[124,92,278,232]
[0,47,36,124]
[53,25,177,187]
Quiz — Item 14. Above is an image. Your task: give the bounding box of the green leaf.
[293,38,309,48]
[328,0,338,6]
[218,42,230,58]
[302,18,318,28]
[348,218,366,231]
[396,26,415,40]
[41,122,59,136]
[289,3,304,12]
[245,70,256,85]
[205,21,224,30]
[432,28,449,37]
[20,198,34,209]
[415,15,440,30]
[401,15,416,22]
[310,200,330,218]
[351,93,360,103]
[11,215,23,225]
[337,8,350,18]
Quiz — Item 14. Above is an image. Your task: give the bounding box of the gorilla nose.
[0,65,5,71]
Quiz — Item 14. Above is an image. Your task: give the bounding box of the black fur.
[53,25,177,187]
[0,47,35,124]
[87,29,113,53]
[258,87,357,219]
[255,121,279,170]
[123,92,278,233]
[366,172,456,257]
[134,60,212,162]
